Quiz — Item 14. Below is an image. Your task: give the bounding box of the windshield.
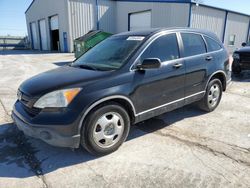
[72,36,144,71]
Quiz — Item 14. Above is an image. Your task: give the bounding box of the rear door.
[132,33,185,114]
[180,33,208,103]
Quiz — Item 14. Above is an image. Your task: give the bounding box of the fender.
[204,70,227,91]
[77,95,136,133]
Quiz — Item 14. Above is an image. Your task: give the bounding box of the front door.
[131,33,185,116]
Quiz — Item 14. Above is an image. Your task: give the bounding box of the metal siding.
[26,0,250,54]
[68,0,96,42]
[191,5,226,40]
[224,12,250,53]
[25,0,69,51]
[116,2,189,33]
[98,0,116,33]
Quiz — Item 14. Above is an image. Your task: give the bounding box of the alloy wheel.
[208,83,220,108]
[93,112,124,148]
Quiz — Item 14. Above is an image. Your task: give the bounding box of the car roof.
[115,27,221,43]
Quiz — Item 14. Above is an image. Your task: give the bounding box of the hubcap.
[208,83,220,108]
[93,112,124,148]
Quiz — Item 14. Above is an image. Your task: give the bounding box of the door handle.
[205,56,213,61]
[173,63,183,69]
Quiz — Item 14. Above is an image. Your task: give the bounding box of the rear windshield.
[72,36,144,71]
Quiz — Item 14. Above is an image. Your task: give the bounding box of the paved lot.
[0,50,250,188]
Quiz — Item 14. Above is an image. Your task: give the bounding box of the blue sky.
[0,0,32,36]
[0,0,249,36]
[202,0,250,15]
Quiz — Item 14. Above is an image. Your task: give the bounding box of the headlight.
[34,88,82,108]
[233,53,240,59]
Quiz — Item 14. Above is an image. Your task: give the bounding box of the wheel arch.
[78,95,136,133]
[207,71,227,91]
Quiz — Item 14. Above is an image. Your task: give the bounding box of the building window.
[228,34,236,46]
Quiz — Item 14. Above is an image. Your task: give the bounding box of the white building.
[25,0,250,53]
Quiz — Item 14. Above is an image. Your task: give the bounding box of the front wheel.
[81,102,130,156]
[198,79,223,112]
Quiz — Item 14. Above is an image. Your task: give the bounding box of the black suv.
[232,43,250,74]
[12,28,231,155]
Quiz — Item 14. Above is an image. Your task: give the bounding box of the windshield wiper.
[77,64,98,71]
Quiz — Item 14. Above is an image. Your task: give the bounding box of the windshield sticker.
[127,36,145,41]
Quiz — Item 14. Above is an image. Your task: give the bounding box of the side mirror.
[242,42,247,47]
[136,58,161,70]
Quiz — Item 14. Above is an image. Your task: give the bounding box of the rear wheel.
[198,79,222,112]
[81,102,130,156]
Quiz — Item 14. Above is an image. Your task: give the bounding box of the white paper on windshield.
[127,36,145,41]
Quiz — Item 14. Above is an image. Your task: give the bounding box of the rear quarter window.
[181,33,206,57]
[204,36,222,52]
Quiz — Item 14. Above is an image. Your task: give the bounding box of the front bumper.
[12,102,81,148]
[233,59,250,70]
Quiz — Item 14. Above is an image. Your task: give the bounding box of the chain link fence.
[0,36,30,50]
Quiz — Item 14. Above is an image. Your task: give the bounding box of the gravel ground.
[0,50,249,188]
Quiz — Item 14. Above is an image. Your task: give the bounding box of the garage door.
[129,11,151,31]
[50,15,60,51]
[39,19,48,50]
[30,22,38,49]
[50,15,59,30]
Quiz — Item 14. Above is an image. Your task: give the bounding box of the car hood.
[235,47,250,53]
[19,65,110,96]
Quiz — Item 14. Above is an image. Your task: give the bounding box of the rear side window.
[181,33,206,57]
[204,36,222,52]
[140,33,180,62]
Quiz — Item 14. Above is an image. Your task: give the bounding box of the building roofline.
[192,2,250,17]
[25,0,35,14]
[115,0,191,3]
[25,0,250,18]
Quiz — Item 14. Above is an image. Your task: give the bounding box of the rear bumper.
[12,103,81,148]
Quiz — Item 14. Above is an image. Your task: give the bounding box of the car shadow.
[0,104,205,178]
[133,104,206,134]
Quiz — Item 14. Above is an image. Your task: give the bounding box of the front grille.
[21,102,41,117]
[18,90,41,117]
[240,53,250,63]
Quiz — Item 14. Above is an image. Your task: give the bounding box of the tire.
[81,102,130,156]
[198,78,223,112]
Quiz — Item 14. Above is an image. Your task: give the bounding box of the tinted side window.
[181,33,206,57]
[141,33,179,62]
[204,36,222,52]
